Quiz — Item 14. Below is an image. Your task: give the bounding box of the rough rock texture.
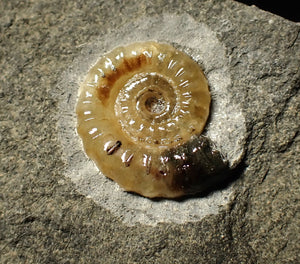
[0,0,299,263]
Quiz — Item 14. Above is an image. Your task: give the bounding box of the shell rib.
[76,41,228,198]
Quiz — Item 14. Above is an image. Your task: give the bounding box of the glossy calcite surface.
[76,41,227,198]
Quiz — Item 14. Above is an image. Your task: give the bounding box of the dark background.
[236,0,299,22]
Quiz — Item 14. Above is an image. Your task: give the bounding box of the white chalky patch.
[56,14,246,226]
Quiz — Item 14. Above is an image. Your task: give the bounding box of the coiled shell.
[76,41,228,198]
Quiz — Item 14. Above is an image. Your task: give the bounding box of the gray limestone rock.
[0,0,299,263]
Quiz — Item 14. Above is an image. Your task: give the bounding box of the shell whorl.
[76,41,228,198]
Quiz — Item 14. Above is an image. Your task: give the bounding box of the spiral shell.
[76,41,229,198]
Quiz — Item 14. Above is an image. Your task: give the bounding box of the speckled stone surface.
[1,0,299,263]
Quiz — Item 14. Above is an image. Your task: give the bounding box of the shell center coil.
[116,72,177,128]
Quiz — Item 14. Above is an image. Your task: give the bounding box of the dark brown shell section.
[163,135,229,195]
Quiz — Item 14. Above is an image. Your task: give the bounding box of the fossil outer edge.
[76,41,229,198]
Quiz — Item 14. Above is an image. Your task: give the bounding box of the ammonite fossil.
[76,41,229,198]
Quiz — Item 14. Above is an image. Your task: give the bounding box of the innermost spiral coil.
[137,89,167,116]
[144,96,165,114]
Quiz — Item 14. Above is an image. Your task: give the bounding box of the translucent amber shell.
[76,41,228,198]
